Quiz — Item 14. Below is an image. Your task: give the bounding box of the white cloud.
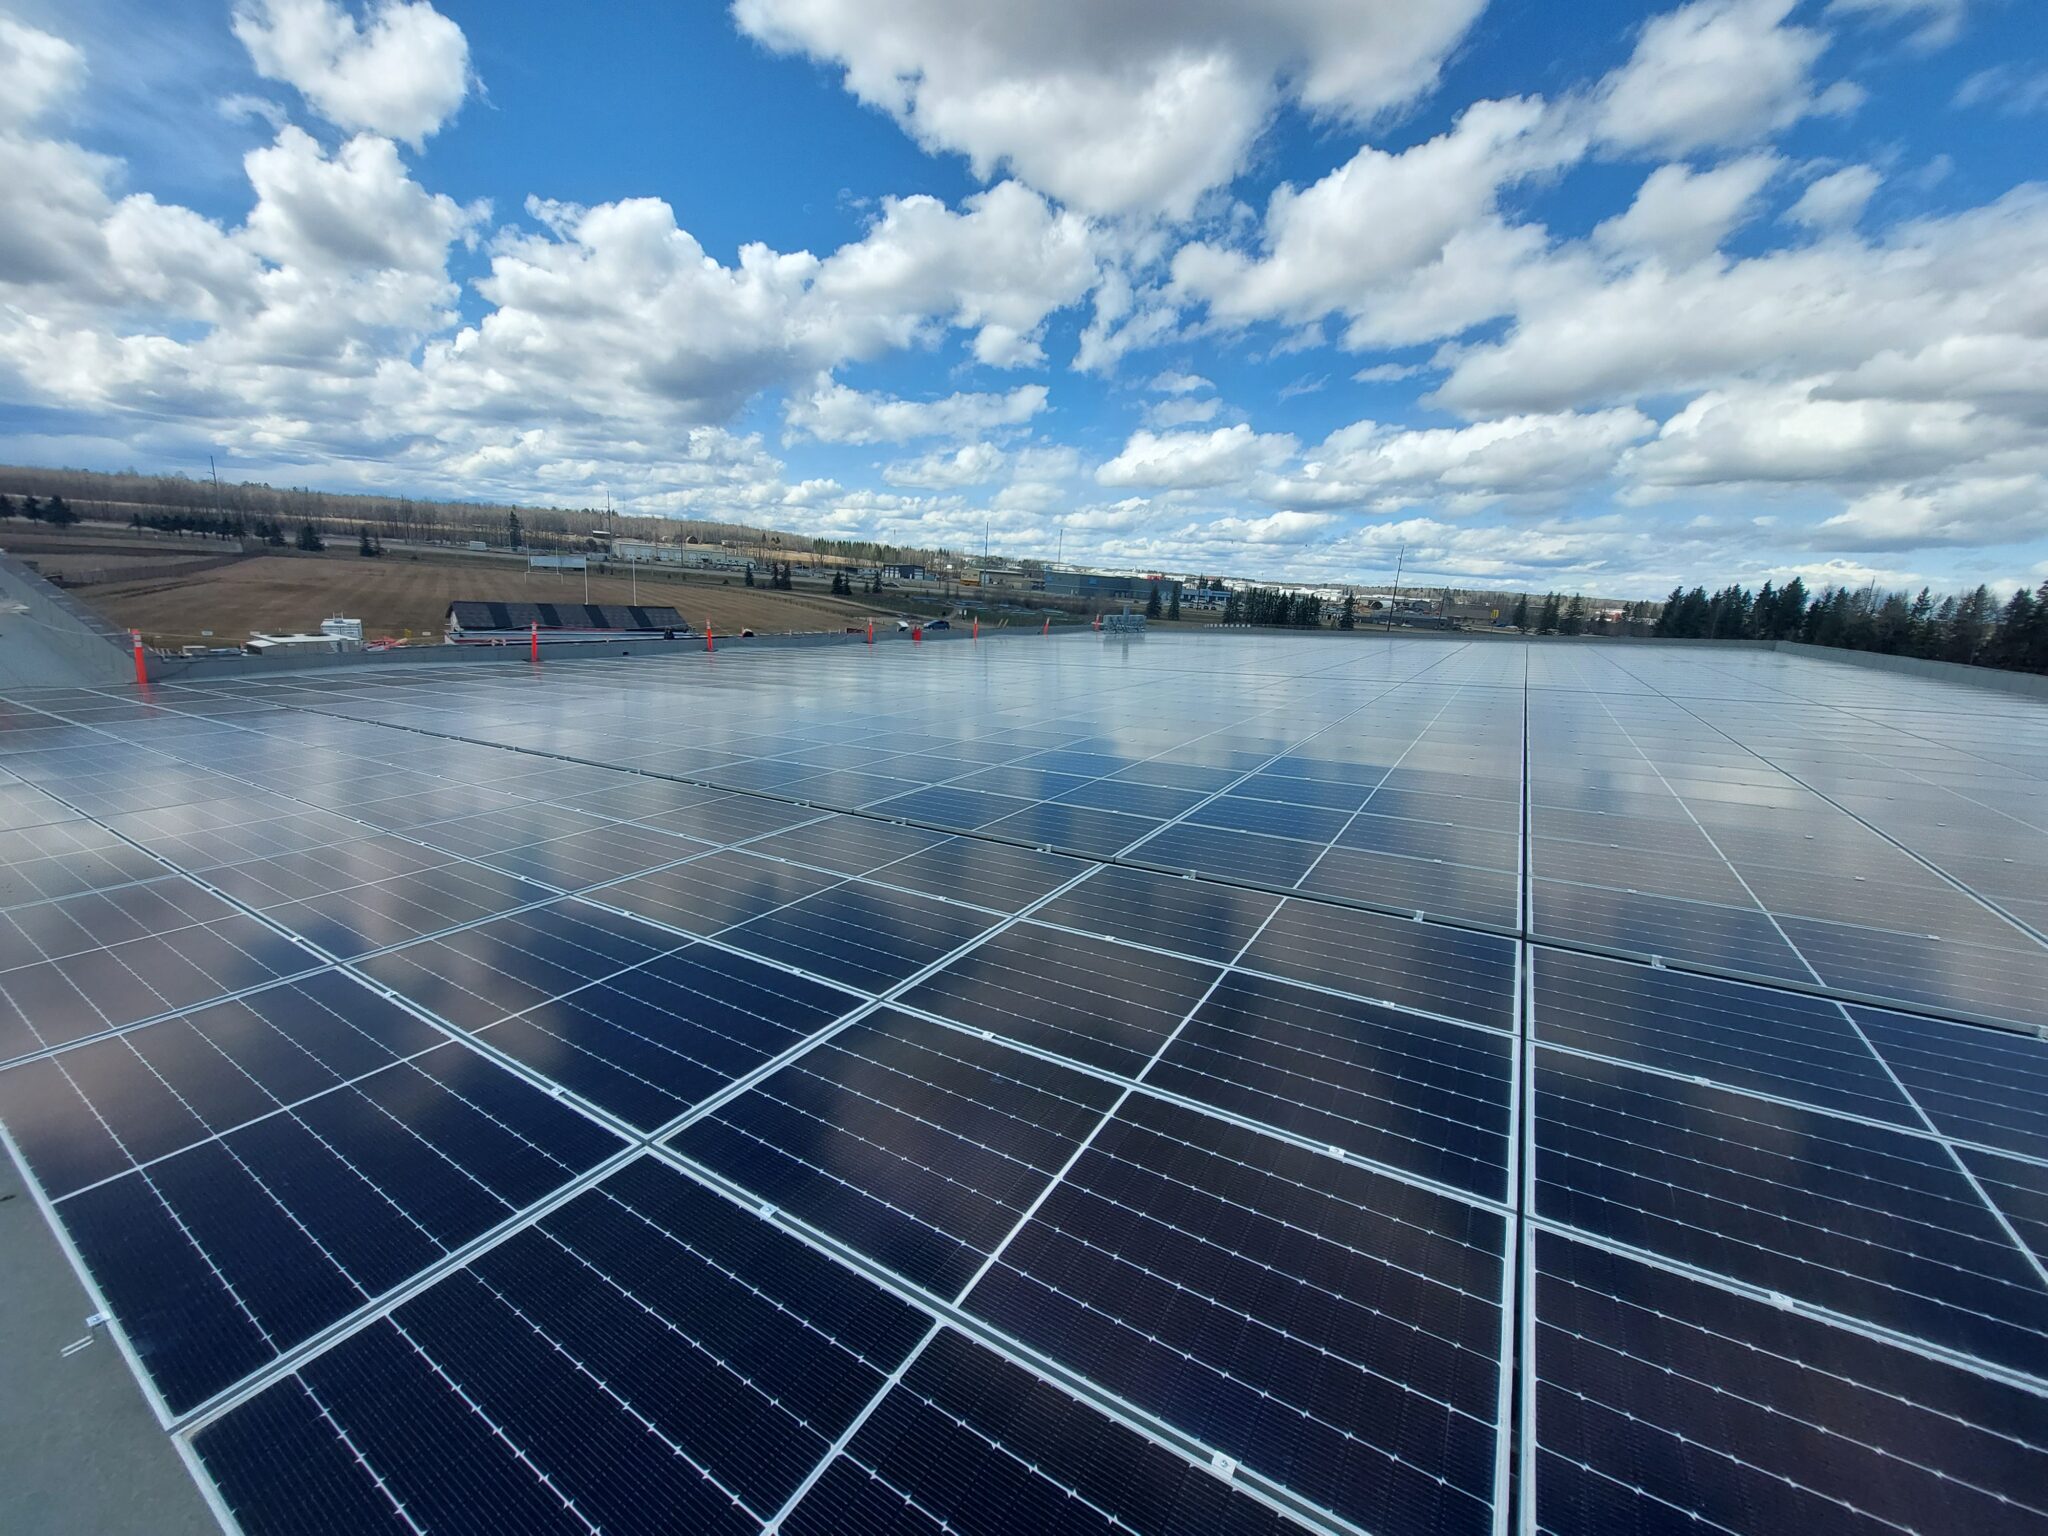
[729,0,1486,218]
[1096,423,1298,489]
[1194,510,1339,545]
[1149,370,1211,394]
[1145,396,1222,429]
[1593,0,1860,158]
[786,380,1049,444]
[1818,477,2047,550]
[1955,65,2048,116]
[1828,0,1971,49]
[1271,408,1654,509]
[806,182,1096,368]
[0,17,84,129]
[1594,156,1779,263]
[1626,382,2024,488]
[232,0,472,146]
[1354,362,1423,382]
[1787,164,1880,229]
[1433,186,2048,420]
[1172,97,1576,345]
[881,442,1007,487]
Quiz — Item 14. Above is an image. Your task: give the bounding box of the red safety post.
[1041,616,1050,636]
[530,622,539,663]
[866,618,874,645]
[912,624,922,645]
[705,623,715,654]
[971,616,979,641]
[130,629,148,686]
[1092,612,1101,632]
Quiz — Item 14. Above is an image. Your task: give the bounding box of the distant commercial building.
[1043,571,1181,603]
[528,554,586,571]
[446,601,688,643]
[883,563,928,581]
[973,566,1035,590]
[612,539,682,564]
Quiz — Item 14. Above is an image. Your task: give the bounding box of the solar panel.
[4,632,2048,1536]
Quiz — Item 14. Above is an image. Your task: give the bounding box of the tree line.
[1510,578,2048,674]
[1222,587,1323,627]
[0,493,79,526]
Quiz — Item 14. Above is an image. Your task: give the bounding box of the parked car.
[926,618,951,630]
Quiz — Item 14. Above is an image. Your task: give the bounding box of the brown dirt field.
[81,548,903,648]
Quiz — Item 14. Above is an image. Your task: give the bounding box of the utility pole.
[209,454,222,527]
[1387,543,1405,631]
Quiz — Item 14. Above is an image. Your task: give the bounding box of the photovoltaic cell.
[964,1094,1508,1536]
[1148,969,1514,1198]
[1032,863,1280,964]
[57,1040,622,1413]
[1532,947,1919,1124]
[1853,1004,2048,1161]
[1237,898,1517,1030]
[1531,1231,2048,1536]
[193,1158,929,1535]
[0,970,443,1198]
[469,942,863,1132]
[899,923,1220,1079]
[672,1009,1124,1296]
[783,1329,1296,1536]
[1533,1049,2048,1376]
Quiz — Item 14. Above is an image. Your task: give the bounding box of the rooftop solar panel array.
[2,631,2046,1535]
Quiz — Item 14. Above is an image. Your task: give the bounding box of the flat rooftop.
[1,632,2045,1535]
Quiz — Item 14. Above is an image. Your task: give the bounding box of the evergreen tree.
[744,565,755,587]
[1537,592,1561,634]
[45,494,76,526]
[1510,593,1529,630]
[1223,589,1241,623]
[1338,592,1355,630]
[1559,595,1586,636]
[1145,583,1163,619]
[359,526,376,557]
[1166,584,1181,621]
[0,494,13,519]
[21,495,42,521]
[1946,585,1994,664]
[506,510,524,550]
[296,521,324,552]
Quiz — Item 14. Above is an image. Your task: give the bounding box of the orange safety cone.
[706,623,715,654]
[130,630,148,686]
[530,622,539,663]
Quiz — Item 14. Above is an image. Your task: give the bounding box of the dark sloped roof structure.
[447,600,686,633]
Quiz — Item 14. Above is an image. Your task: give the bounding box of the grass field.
[79,545,904,648]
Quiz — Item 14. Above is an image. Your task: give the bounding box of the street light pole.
[1387,543,1405,632]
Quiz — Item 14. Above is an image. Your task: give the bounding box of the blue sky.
[0,0,2043,596]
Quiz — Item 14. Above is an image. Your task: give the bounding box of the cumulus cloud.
[1172,97,1577,346]
[0,17,84,129]
[729,0,1486,218]
[1096,423,1298,489]
[1594,156,1780,263]
[1786,164,1881,229]
[1592,0,1861,157]
[881,442,1007,487]
[786,380,1049,444]
[1818,477,2047,550]
[1626,382,2024,488]
[1433,187,2048,420]
[232,0,472,146]
[1275,409,1655,509]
